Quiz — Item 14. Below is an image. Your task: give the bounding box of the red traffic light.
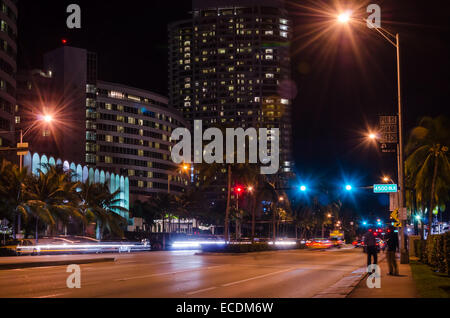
[235,187,243,193]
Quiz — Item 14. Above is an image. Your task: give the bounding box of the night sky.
[17,0,450,217]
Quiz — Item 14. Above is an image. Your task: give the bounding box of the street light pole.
[395,33,409,264]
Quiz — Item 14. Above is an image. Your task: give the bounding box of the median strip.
[0,257,115,270]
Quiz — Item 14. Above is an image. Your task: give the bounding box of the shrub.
[421,233,450,276]
[414,239,424,259]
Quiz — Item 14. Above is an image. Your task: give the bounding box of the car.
[0,239,36,256]
[376,238,385,251]
[330,237,344,248]
[305,238,333,249]
[352,240,363,248]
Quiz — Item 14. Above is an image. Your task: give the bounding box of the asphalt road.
[0,247,366,298]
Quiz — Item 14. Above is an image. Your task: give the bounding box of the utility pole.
[396,33,409,264]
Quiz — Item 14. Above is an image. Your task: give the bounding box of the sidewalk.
[348,253,419,298]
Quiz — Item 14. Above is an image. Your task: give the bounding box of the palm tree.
[24,167,82,242]
[197,161,233,241]
[146,193,178,233]
[405,116,450,235]
[0,160,30,239]
[77,181,127,240]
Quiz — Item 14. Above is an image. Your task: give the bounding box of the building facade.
[95,81,188,199]
[16,46,189,204]
[0,0,17,152]
[23,151,130,223]
[169,0,294,174]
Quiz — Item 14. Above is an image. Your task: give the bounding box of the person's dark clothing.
[386,231,399,252]
[363,231,377,247]
[366,246,378,267]
[363,231,378,267]
[385,229,399,275]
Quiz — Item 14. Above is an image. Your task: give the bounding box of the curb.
[0,257,115,270]
[313,255,386,298]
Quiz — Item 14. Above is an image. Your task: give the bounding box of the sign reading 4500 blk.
[373,184,398,193]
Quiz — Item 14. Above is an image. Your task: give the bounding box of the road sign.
[16,142,29,156]
[379,115,398,144]
[379,142,396,153]
[373,184,398,193]
[399,207,407,221]
[389,192,398,211]
[390,209,399,222]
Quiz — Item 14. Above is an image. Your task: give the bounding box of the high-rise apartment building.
[169,0,294,174]
[0,0,17,153]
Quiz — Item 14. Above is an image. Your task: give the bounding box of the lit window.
[105,156,113,164]
[265,30,273,35]
[128,95,140,102]
[280,31,288,38]
[15,116,20,124]
[108,91,124,99]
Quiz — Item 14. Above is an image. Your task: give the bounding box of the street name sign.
[373,184,398,193]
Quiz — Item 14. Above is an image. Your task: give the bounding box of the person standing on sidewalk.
[385,225,399,276]
[363,230,378,268]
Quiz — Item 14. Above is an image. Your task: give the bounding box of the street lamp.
[168,163,190,194]
[337,11,352,23]
[300,185,307,192]
[345,185,352,191]
[336,10,408,264]
[18,113,54,170]
[382,176,393,183]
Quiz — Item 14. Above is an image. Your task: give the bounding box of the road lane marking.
[36,293,68,298]
[186,286,218,295]
[115,265,224,282]
[221,267,298,287]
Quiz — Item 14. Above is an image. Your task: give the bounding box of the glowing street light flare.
[300,185,307,192]
[337,11,351,23]
[43,115,53,123]
[345,185,352,191]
